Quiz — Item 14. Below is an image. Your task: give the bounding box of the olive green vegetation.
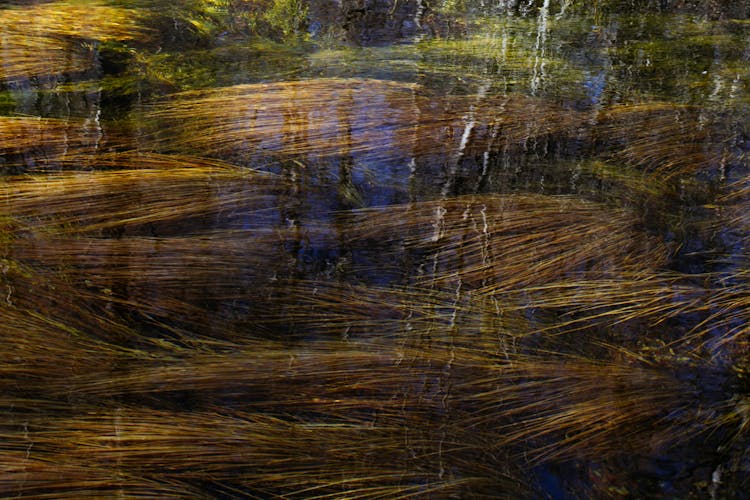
[1,0,750,498]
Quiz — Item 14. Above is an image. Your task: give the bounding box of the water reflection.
[1,0,750,497]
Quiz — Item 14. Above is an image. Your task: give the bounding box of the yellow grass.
[0,1,147,81]
[595,103,734,179]
[343,194,673,293]
[149,78,585,164]
[1,153,282,234]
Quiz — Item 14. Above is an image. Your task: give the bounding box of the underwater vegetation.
[1,0,750,498]
[0,1,148,83]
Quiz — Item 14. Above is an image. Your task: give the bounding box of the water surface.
[1,0,750,497]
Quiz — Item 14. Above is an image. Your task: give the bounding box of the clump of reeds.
[6,323,729,497]
[0,260,741,497]
[0,152,296,336]
[1,152,282,235]
[595,102,734,180]
[148,78,585,166]
[7,229,307,339]
[0,116,126,168]
[453,349,727,463]
[0,1,147,81]
[0,403,523,498]
[341,194,672,294]
[496,273,708,337]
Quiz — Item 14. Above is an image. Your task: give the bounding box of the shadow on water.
[1,0,750,497]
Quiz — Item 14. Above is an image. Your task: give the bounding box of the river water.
[1,0,749,498]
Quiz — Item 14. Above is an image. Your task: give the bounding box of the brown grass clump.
[1,153,282,235]
[0,405,514,499]
[0,1,147,82]
[0,116,125,168]
[0,152,293,336]
[677,270,750,352]
[20,328,726,490]
[453,350,719,463]
[0,263,737,497]
[342,194,672,294]
[0,256,181,356]
[595,103,734,180]
[7,230,301,338]
[497,273,707,336]
[149,78,585,165]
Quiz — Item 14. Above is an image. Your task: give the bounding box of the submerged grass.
[0,143,746,495]
[0,314,730,497]
[343,194,672,293]
[148,78,585,165]
[0,404,514,498]
[0,239,747,496]
[0,116,125,168]
[595,102,735,180]
[0,1,148,82]
[0,1,748,498]
[1,152,282,234]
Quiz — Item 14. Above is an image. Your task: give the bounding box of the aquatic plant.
[595,102,735,181]
[150,78,583,155]
[0,117,126,169]
[1,153,282,234]
[342,194,672,294]
[2,1,750,497]
[0,1,148,82]
[0,401,529,498]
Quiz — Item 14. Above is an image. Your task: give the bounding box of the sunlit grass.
[343,194,672,293]
[0,1,148,81]
[148,78,585,165]
[595,102,735,180]
[1,153,282,234]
